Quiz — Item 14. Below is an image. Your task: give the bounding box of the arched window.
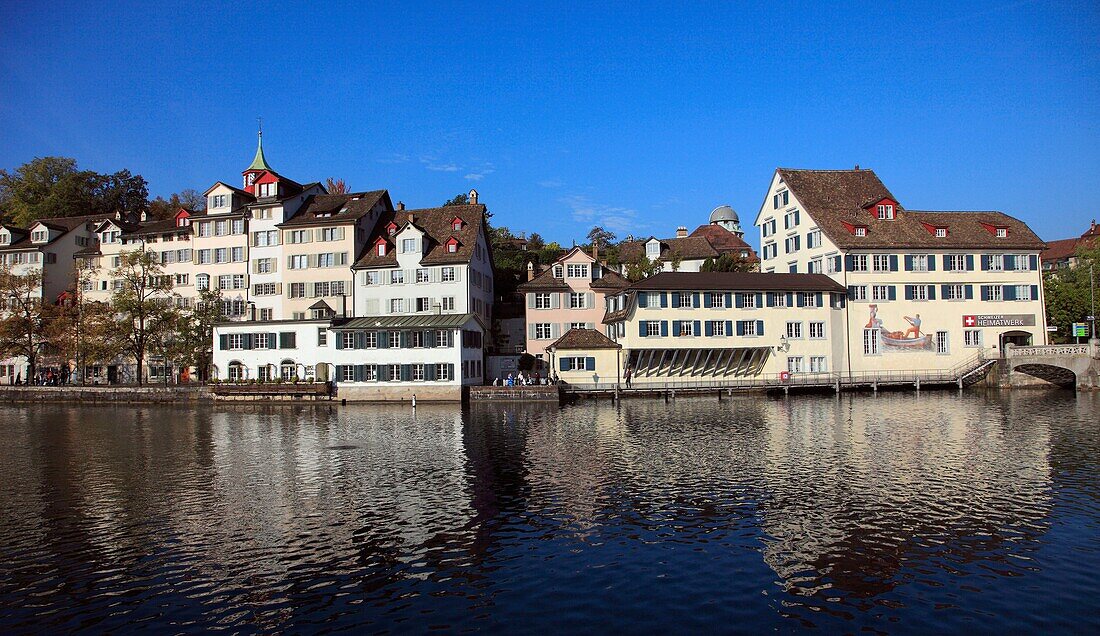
[196,273,210,290]
[228,361,245,382]
[281,359,296,379]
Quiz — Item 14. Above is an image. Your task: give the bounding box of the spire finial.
[246,119,273,173]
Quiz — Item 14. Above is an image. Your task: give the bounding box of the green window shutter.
[889,255,899,271]
[269,333,277,349]
[219,334,228,350]
[242,334,253,350]
[560,358,570,372]
[756,320,765,336]
[585,357,595,371]
[639,321,647,337]
[966,255,975,271]
[336,333,345,349]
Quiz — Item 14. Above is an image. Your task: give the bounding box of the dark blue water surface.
[0,390,1097,633]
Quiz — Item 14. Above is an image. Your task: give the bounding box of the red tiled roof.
[547,328,621,350]
[353,204,487,269]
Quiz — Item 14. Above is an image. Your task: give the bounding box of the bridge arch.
[1012,363,1076,389]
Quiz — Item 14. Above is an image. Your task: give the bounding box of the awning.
[332,312,482,330]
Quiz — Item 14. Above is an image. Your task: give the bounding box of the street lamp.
[774,335,791,353]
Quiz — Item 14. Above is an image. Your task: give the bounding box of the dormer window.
[935,227,947,238]
[876,204,895,220]
[257,182,277,198]
[386,222,398,236]
[210,194,228,209]
[0,233,9,245]
[646,241,661,258]
[854,227,867,237]
[401,238,418,253]
[451,217,464,231]
[446,237,460,253]
[376,242,387,256]
[553,264,564,278]
[32,230,48,243]
[996,228,1007,238]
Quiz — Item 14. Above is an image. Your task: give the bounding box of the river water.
[0,390,1097,633]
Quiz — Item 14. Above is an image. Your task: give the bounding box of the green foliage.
[0,156,149,226]
[109,250,177,385]
[0,269,54,380]
[1044,244,1100,343]
[587,226,616,249]
[701,253,756,273]
[623,255,660,282]
[668,249,683,272]
[148,189,205,220]
[443,193,469,206]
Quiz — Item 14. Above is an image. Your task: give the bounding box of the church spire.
[246,120,272,172]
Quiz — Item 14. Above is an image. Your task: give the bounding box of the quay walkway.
[562,353,998,398]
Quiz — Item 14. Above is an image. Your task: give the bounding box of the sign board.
[1047,326,1059,332]
[1073,323,1089,337]
[962,314,1036,328]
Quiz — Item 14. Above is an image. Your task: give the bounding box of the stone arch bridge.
[1004,341,1100,390]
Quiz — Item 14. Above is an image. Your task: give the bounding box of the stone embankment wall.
[336,384,463,403]
[467,386,560,401]
[0,386,211,403]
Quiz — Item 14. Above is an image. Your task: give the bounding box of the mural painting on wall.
[867,304,932,351]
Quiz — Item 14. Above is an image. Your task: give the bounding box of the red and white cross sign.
[963,315,977,327]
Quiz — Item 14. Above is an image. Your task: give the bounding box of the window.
[850,255,868,271]
[1014,285,1032,301]
[447,241,458,253]
[218,274,232,290]
[288,282,306,298]
[416,297,431,312]
[254,230,278,246]
[987,285,1003,301]
[773,292,788,307]
[646,321,661,337]
[786,322,802,339]
[214,248,228,263]
[988,254,1004,271]
[318,329,328,346]
[435,331,452,347]
[566,264,589,278]
[196,274,210,290]
[742,320,758,336]
[390,298,404,313]
[315,253,333,268]
[854,227,866,237]
[213,220,228,236]
[255,258,274,274]
[232,219,245,234]
[319,227,338,241]
[709,292,726,308]
[646,242,660,258]
[911,285,929,301]
[784,236,801,253]
[872,255,891,272]
[402,238,417,253]
[677,321,694,336]
[254,282,277,295]
[935,228,947,238]
[944,284,965,300]
[807,229,822,249]
[964,330,982,347]
[442,297,455,311]
[228,334,243,350]
[710,320,726,336]
[535,323,552,339]
[810,356,828,373]
[936,331,949,355]
[762,219,777,237]
[534,293,552,309]
[996,228,1007,238]
[312,282,330,297]
[258,182,276,198]
[231,246,244,262]
[390,270,404,284]
[911,255,929,272]
[809,322,825,339]
[416,268,430,283]
[210,194,227,208]
[677,293,693,308]
[863,329,880,355]
[772,190,789,209]
[389,332,401,348]
[553,264,564,278]
[259,308,273,321]
[762,243,778,260]
[946,254,967,271]
[739,293,757,308]
[198,249,212,264]
[783,209,799,229]
[175,274,189,286]
[442,267,456,282]
[808,258,822,274]
[32,230,47,242]
[872,285,891,301]
[254,333,270,349]
[787,356,804,373]
[570,292,587,309]
[376,243,386,256]
[876,204,895,220]
[436,363,451,381]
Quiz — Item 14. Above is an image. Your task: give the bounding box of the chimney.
[397,201,405,211]
[408,213,414,224]
[527,261,535,281]
[592,242,599,260]
[854,164,861,171]
[468,189,479,205]
[676,226,688,238]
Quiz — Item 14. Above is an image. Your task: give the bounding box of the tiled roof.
[776,168,1045,250]
[689,224,758,259]
[352,204,487,269]
[516,270,570,291]
[628,271,847,292]
[547,328,621,350]
[590,269,630,290]
[1041,222,1100,262]
[279,190,389,228]
[618,235,720,262]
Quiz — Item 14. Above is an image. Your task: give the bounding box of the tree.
[0,157,149,226]
[110,250,177,385]
[587,226,617,250]
[1044,244,1100,343]
[443,193,469,207]
[47,295,119,385]
[325,178,350,194]
[147,189,205,219]
[527,233,545,251]
[0,270,55,383]
[701,253,756,273]
[623,255,660,282]
[172,287,225,382]
[668,249,683,272]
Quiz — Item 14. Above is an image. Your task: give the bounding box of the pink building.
[518,247,629,363]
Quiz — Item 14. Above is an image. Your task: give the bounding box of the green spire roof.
[247,132,272,172]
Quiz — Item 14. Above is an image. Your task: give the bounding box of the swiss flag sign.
[963,315,977,327]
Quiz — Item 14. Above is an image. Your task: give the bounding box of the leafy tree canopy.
[148,189,205,220]
[443,193,469,207]
[1044,244,1100,343]
[0,156,149,226]
[701,253,757,273]
[587,226,617,249]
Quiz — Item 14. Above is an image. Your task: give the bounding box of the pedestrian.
[625,366,632,388]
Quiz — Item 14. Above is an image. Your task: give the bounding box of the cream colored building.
[754,168,1048,371]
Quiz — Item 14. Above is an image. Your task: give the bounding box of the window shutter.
[887,286,896,301]
[586,292,594,309]
[399,331,408,348]
[786,292,794,306]
[904,255,913,271]
[339,252,348,266]
[639,321,647,337]
[766,293,775,307]
[1004,285,1016,301]
[735,294,744,308]
[242,334,253,350]
[671,292,681,307]
[833,255,842,272]
[585,357,595,371]
[660,321,668,337]
[756,293,764,307]
[724,292,733,307]
[549,323,560,338]
[378,331,389,348]
[527,293,536,309]
[550,293,560,309]
[814,292,822,307]
[940,284,949,299]
[335,365,346,381]
[401,365,411,381]
[692,292,700,308]
[336,333,345,349]
[425,364,436,381]
[425,330,434,348]
[660,293,668,308]
[756,320,765,336]
[268,333,277,349]
[559,358,569,372]
[638,292,648,308]
[905,285,914,300]
[928,286,936,301]
[693,320,701,336]
[286,255,293,269]
[844,255,854,270]
[672,320,681,335]
[219,334,228,350]
[927,256,935,271]
[1030,284,1038,299]
[795,294,804,307]
[981,255,990,271]
[1029,255,1038,270]
[705,321,714,336]
[448,364,455,382]
[966,255,975,271]
[964,285,973,300]
[529,324,537,339]
[980,285,990,301]
[725,320,733,335]
[736,321,745,336]
[703,293,712,308]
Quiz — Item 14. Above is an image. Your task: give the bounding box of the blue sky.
[1,1,1097,249]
